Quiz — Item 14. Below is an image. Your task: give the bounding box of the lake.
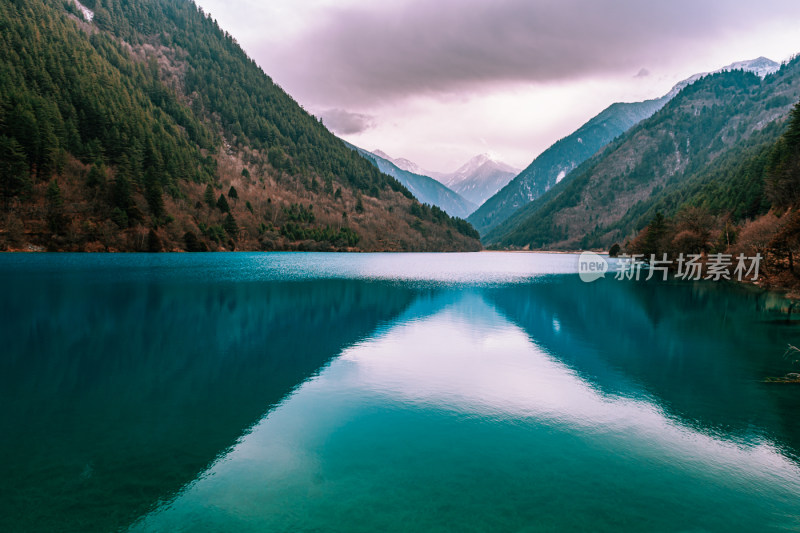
[1,252,800,532]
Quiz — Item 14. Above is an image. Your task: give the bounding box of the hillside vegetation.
[0,0,481,252]
[486,62,800,250]
[468,95,669,235]
[626,98,800,292]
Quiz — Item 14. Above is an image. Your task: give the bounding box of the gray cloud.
[634,68,651,78]
[261,0,800,106]
[318,108,376,135]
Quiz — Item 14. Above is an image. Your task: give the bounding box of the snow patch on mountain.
[666,57,779,99]
[723,57,781,78]
[354,146,475,217]
[72,0,94,21]
[468,56,782,236]
[444,154,519,188]
[435,154,521,206]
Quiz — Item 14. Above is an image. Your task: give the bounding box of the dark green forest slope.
[624,99,800,291]
[0,0,480,251]
[468,96,668,235]
[485,62,800,250]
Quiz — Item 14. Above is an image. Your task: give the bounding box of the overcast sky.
[197,0,800,172]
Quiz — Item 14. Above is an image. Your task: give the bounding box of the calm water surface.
[1,252,800,532]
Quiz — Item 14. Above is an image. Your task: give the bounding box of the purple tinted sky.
[197,0,800,171]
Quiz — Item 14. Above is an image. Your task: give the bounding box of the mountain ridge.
[443,154,520,206]
[484,57,800,250]
[0,0,481,252]
[347,143,477,219]
[468,57,781,236]
[370,150,520,209]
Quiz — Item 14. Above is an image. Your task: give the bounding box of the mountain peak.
[665,57,780,99]
[370,149,425,175]
[368,149,520,207]
[371,149,392,160]
[441,153,520,206]
[454,153,518,176]
[455,153,491,173]
[720,56,779,77]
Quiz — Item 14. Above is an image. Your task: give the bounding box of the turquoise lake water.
[1,252,800,532]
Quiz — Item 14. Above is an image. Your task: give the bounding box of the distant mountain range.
[346,144,477,219]
[484,57,799,249]
[468,57,781,236]
[372,150,426,175]
[371,150,520,208]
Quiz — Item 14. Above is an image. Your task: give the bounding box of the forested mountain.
[483,60,800,249]
[346,144,476,219]
[621,97,800,291]
[469,58,781,236]
[468,95,670,236]
[0,0,481,252]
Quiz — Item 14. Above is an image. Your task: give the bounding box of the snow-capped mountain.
[356,146,477,218]
[721,56,780,78]
[370,150,520,207]
[371,150,426,176]
[665,57,779,99]
[441,154,520,206]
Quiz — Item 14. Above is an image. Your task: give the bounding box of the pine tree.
[785,99,800,149]
[86,161,106,188]
[112,174,132,211]
[111,207,128,228]
[7,103,37,174]
[0,136,31,206]
[35,113,59,181]
[183,231,207,252]
[204,184,215,207]
[217,193,230,213]
[45,179,65,234]
[144,173,165,219]
[640,212,668,259]
[766,100,800,207]
[223,213,238,240]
